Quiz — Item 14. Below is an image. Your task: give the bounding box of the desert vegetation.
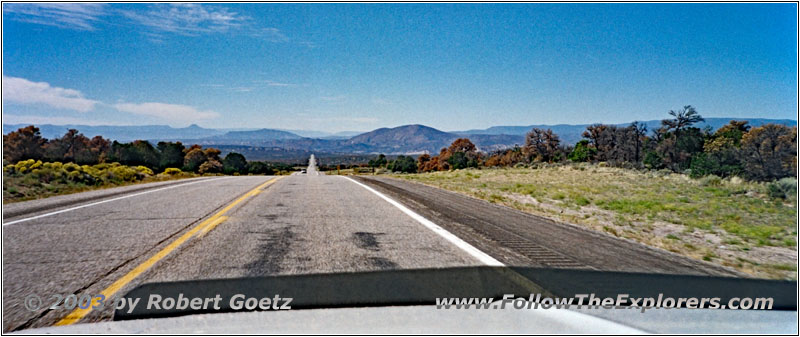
[3,126,294,202]
[371,106,797,279]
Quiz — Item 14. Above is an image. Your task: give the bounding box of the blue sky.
[2,3,797,133]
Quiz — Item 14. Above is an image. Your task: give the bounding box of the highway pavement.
[2,156,481,331]
[2,154,741,331]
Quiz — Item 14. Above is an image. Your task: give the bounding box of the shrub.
[699,175,722,187]
[164,167,183,175]
[767,178,797,200]
[198,160,223,174]
[135,166,154,176]
[108,165,137,182]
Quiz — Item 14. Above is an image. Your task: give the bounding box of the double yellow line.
[56,177,281,326]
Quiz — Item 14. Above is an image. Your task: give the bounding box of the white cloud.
[119,4,248,36]
[113,102,219,122]
[3,3,108,31]
[2,76,99,112]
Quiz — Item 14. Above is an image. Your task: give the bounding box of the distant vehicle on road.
[301,169,307,174]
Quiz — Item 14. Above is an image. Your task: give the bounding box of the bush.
[767,178,797,200]
[163,167,183,175]
[107,165,138,182]
[699,175,722,187]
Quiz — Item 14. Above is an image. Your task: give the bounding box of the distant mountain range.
[3,117,795,157]
[0,124,362,142]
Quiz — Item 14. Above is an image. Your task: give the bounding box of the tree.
[223,152,248,174]
[447,152,470,169]
[631,121,648,163]
[3,125,46,162]
[204,148,222,162]
[368,154,387,168]
[85,136,110,164]
[417,154,431,170]
[107,140,159,168]
[662,105,704,138]
[157,141,185,170]
[582,124,607,155]
[653,107,706,172]
[420,154,440,172]
[183,148,207,172]
[389,155,417,173]
[568,140,596,162]
[198,159,223,174]
[247,161,275,175]
[656,127,706,171]
[524,128,561,162]
[692,120,750,177]
[42,130,107,165]
[740,124,796,181]
[445,138,480,169]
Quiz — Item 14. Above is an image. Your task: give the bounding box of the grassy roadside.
[3,171,201,204]
[2,160,206,204]
[390,164,797,280]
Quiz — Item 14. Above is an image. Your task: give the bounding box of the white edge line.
[4,177,229,226]
[342,176,505,267]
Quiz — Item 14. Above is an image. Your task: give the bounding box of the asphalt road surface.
[2,155,740,331]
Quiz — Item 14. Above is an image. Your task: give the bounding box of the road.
[2,155,740,331]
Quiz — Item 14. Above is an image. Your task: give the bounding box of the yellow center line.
[55,176,282,326]
[198,216,229,237]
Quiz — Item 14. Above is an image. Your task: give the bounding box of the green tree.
[693,120,750,177]
[662,105,704,139]
[368,154,387,168]
[389,155,417,173]
[223,152,248,174]
[107,140,159,168]
[157,141,185,171]
[568,140,596,162]
[247,161,275,175]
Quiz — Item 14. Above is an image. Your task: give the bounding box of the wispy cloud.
[113,102,220,122]
[320,95,347,103]
[230,87,254,93]
[3,3,108,31]
[251,27,289,42]
[5,3,312,47]
[2,76,99,112]
[118,4,248,36]
[255,80,296,87]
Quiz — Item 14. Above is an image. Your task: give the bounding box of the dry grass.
[392,164,797,280]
